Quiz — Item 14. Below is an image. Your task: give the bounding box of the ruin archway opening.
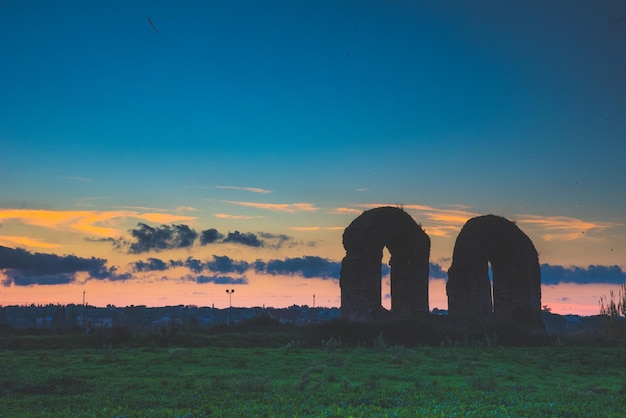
[488,260,494,312]
[381,247,392,310]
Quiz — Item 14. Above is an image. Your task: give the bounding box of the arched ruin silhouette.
[446,215,542,327]
[340,206,430,321]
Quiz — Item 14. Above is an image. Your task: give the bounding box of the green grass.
[1,343,625,417]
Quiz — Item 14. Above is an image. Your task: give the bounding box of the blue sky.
[1,1,625,314]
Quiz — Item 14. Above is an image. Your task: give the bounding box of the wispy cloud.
[0,209,197,237]
[330,207,362,215]
[216,186,272,194]
[338,203,623,242]
[138,213,197,224]
[346,203,481,237]
[514,214,620,241]
[175,206,196,212]
[214,213,264,220]
[223,201,319,213]
[0,236,62,249]
[290,227,321,231]
[289,226,345,231]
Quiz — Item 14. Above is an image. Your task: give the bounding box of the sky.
[1,0,625,316]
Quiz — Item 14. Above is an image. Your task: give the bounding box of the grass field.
[1,339,625,417]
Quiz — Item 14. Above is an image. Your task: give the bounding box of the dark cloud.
[541,264,626,285]
[0,246,128,286]
[381,263,390,277]
[223,231,263,247]
[182,257,204,273]
[84,236,128,251]
[199,228,224,245]
[4,272,75,286]
[206,255,249,274]
[429,262,448,279]
[87,264,131,282]
[175,256,250,274]
[132,257,169,272]
[256,256,341,279]
[128,223,198,254]
[190,275,248,285]
[258,232,292,248]
[168,259,184,268]
[101,224,291,251]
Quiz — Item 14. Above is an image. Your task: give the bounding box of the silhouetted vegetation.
[1,311,624,350]
[599,283,626,339]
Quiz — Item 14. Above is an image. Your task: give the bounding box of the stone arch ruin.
[446,215,542,327]
[340,206,430,321]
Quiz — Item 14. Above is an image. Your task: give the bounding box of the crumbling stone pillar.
[446,215,542,327]
[340,207,430,321]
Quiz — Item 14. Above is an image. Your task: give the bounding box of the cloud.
[381,263,390,277]
[343,203,624,242]
[199,228,224,245]
[288,226,346,232]
[0,235,61,249]
[187,275,249,285]
[4,272,76,286]
[331,207,363,215]
[84,236,129,251]
[206,255,250,274]
[343,203,481,237]
[0,208,196,237]
[105,224,289,251]
[132,257,169,272]
[138,255,251,275]
[541,264,626,285]
[128,223,198,254]
[88,265,131,282]
[515,215,619,242]
[214,213,263,220]
[255,256,341,280]
[222,231,263,247]
[181,257,204,273]
[429,262,448,279]
[258,232,292,248]
[223,201,319,213]
[0,246,128,286]
[146,254,345,280]
[216,186,271,194]
[134,213,197,224]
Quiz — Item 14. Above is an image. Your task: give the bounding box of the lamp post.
[226,289,235,324]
